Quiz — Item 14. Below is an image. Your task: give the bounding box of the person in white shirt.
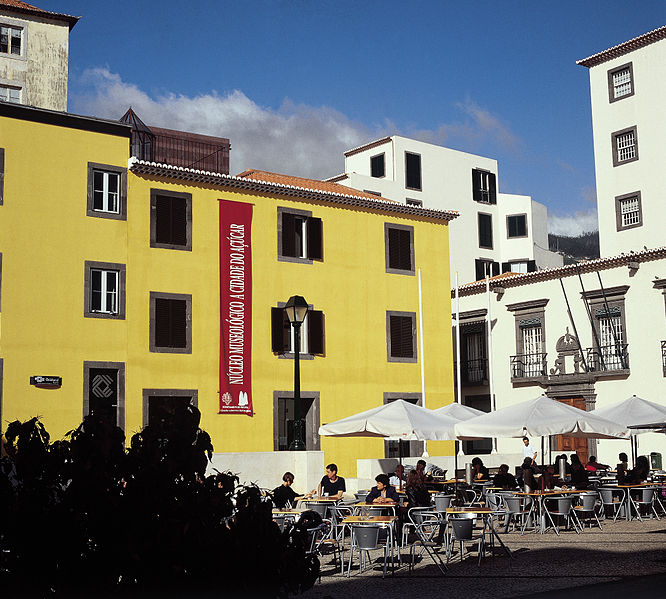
[522,436,537,464]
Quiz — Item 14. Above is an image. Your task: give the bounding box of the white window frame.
[287,313,309,354]
[90,269,119,314]
[92,170,120,214]
[293,215,308,259]
[0,84,21,104]
[612,68,632,99]
[619,197,640,228]
[0,25,22,56]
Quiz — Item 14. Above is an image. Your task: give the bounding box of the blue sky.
[41,0,666,235]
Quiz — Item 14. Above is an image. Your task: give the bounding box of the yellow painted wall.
[0,111,455,477]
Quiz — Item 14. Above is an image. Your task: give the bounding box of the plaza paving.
[303,518,666,599]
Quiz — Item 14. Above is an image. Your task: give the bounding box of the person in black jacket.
[405,469,431,507]
[493,464,517,490]
[365,473,400,504]
[272,472,312,509]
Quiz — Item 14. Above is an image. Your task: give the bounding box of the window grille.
[616,131,636,162]
[521,325,543,377]
[613,68,632,98]
[620,196,640,227]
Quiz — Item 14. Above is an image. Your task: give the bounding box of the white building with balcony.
[328,135,563,286]
[578,25,666,258]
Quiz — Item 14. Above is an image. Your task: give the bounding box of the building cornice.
[577,25,666,68]
[452,246,666,297]
[343,136,392,157]
[0,0,80,29]
[129,159,459,222]
[580,285,630,300]
[506,298,550,312]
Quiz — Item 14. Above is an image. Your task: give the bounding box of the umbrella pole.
[399,438,403,469]
[541,436,544,467]
[548,435,552,466]
[454,440,458,502]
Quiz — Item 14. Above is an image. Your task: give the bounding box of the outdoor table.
[353,502,397,516]
[602,483,654,522]
[513,489,582,534]
[445,507,511,558]
[341,515,399,576]
[272,508,304,515]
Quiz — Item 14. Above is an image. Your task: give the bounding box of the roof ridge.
[577,24,666,67]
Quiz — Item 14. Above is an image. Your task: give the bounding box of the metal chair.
[629,487,661,521]
[433,493,453,514]
[598,487,624,521]
[303,501,329,519]
[503,495,533,534]
[543,497,582,535]
[408,510,447,575]
[573,492,602,530]
[347,525,390,578]
[446,516,485,566]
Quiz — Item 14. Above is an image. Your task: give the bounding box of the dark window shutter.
[390,315,414,359]
[491,262,500,277]
[155,196,171,244]
[527,260,537,273]
[388,227,412,270]
[475,259,486,281]
[472,169,481,203]
[478,213,493,249]
[171,197,188,246]
[488,172,497,204]
[281,212,296,257]
[155,298,171,347]
[405,153,421,190]
[371,154,385,178]
[308,310,324,355]
[306,217,323,260]
[155,298,186,348]
[271,307,290,353]
[501,262,511,273]
[171,299,187,347]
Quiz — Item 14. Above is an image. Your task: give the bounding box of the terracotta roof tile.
[577,25,666,67]
[0,0,80,28]
[237,169,393,202]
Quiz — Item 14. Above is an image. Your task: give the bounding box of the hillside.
[548,231,600,264]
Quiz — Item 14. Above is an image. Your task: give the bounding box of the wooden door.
[555,397,589,464]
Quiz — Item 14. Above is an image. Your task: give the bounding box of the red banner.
[219,200,253,415]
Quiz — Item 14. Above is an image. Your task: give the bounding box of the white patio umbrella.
[433,403,484,420]
[593,395,666,462]
[318,399,458,441]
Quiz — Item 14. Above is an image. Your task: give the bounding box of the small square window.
[478,213,493,249]
[615,191,642,231]
[149,292,192,353]
[277,207,322,263]
[87,163,127,220]
[0,26,22,56]
[271,305,324,356]
[371,153,385,178]
[612,126,638,167]
[150,189,192,250]
[607,63,634,102]
[387,311,417,363]
[406,198,422,207]
[84,261,126,320]
[475,259,499,281]
[472,169,496,204]
[405,152,421,190]
[0,84,21,103]
[506,214,527,238]
[385,223,414,275]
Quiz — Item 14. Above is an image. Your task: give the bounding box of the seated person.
[540,465,556,490]
[273,471,312,509]
[555,453,572,476]
[568,459,589,489]
[493,463,518,490]
[405,469,431,507]
[585,456,610,472]
[519,457,539,490]
[471,457,489,480]
[626,455,650,483]
[316,463,346,499]
[365,473,400,504]
[616,452,629,484]
[389,464,406,490]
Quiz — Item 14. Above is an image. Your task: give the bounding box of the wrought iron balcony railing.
[585,344,629,372]
[461,358,487,385]
[661,340,666,376]
[510,353,547,379]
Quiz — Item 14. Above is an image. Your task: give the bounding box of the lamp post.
[285,295,309,451]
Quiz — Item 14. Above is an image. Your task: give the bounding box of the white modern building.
[328,135,563,286]
[0,0,78,110]
[453,248,666,466]
[578,25,666,258]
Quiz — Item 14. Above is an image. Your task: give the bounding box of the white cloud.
[548,209,599,236]
[71,69,523,179]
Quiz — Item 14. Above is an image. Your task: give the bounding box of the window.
[460,322,487,385]
[271,305,324,357]
[273,391,320,451]
[150,189,192,250]
[475,259,499,281]
[386,311,417,363]
[472,169,496,204]
[277,207,322,263]
[363,190,382,197]
[150,292,192,353]
[385,223,414,275]
[0,25,21,55]
[0,84,21,103]
[370,153,385,178]
[142,389,198,429]
[478,213,493,249]
[84,261,126,320]
[507,214,527,238]
[615,191,642,231]
[406,198,422,207]
[461,395,492,454]
[83,362,125,430]
[507,298,548,379]
[612,126,638,166]
[87,162,127,220]
[501,260,536,274]
[584,286,629,372]
[405,152,421,190]
[608,63,634,102]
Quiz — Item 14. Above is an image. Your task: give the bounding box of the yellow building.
[0,102,457,476]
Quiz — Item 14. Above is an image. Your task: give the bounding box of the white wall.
[588,38,666,257]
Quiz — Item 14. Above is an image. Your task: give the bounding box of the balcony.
[461,359,488,385]
[661,341,666,376]
[585,344,629,372]
[510,353,547,379]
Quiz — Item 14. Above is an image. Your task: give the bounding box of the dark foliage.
[0,411,318,598]
[548,231,600,263]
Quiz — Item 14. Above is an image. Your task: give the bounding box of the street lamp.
[285,295,309,451]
